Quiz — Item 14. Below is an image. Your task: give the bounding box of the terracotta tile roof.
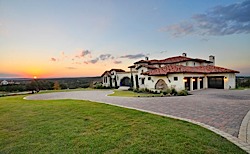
[110,69,125,72]
[101,69,125,77]
[194,58,212,63]
[156,56,193,64]
[134,60,148,64]
[134,56,212,65]
[143,65,239,76]
[134,59,158,64]
[128,65,135,68]
[136,64,158,70]
[101,71,111,77]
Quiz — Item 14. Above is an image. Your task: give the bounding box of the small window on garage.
[148,77,151,80]
[174,77,178,81]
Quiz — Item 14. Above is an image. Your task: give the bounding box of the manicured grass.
[231,87,249,90]
[0,96,246,153]
[108,90,161,97]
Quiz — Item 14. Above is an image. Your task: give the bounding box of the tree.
[26,80,39,93]
[53,81,61,90]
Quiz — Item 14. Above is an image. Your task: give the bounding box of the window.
[141,70,144,73]
[174,77,178,81]
[148,77,151,80]
[141,78,145,85]
[186,62,188,66]
[194,62,195,66]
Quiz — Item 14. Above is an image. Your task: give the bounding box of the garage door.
[208,77,224,89]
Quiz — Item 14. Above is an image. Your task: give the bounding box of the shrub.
[160,93,164,97]
[128,87,133,91]
[133,88,139,93]
[145,88,150,92]
[162,91,167,95]
[94,85,102,89]
[94,85,111,89]
[138,88,144,93]
[178,90,188,96]
[170,88,178,96]
[162,88,171,95]
[153,90,159,94]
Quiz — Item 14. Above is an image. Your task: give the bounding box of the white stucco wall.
[116,72,131,86]
[137,67,148,89]
[102,75,111,87]
[143,74,185,91]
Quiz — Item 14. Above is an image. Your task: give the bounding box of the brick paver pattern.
[26,89,250,137]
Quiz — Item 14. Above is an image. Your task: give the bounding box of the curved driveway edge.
[25,89,250,153]
[239,110,250,144]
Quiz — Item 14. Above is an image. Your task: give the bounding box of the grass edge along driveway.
[108,90,161,97]
[0,95,246,154]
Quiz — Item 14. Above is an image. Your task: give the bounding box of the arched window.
[155,79,168,90]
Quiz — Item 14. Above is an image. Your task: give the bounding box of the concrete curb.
[239,110,250,144]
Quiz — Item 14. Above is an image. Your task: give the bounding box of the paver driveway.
[26,89,250,138]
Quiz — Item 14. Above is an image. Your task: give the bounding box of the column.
[190,78,193,91]
[197,78,200,90]
[204,76,208,89]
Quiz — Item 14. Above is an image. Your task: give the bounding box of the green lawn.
[108,90,161,97]
[0,95,246,153]
[231,87,249,90]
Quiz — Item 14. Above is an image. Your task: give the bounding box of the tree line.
[0,77,101,92]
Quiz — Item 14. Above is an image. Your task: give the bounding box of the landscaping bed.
[109,88,189,97]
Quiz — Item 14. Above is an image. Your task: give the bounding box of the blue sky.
[0,0,249,78]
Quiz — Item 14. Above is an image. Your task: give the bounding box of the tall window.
[174,77,178,81]
[141,78,145,85]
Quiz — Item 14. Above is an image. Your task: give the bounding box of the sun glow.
[33,76,37,79]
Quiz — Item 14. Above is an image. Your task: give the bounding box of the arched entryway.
[155,79,168,90]
[120,77,131,87]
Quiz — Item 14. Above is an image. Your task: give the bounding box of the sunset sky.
[0,0,250,78]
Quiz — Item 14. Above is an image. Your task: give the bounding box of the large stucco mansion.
[101,53,239,91]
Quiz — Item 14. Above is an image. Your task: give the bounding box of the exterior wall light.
[192,78,195,82]
[224,77,228,81]
[183,79,187,82]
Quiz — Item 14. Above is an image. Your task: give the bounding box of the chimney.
[182,53,187,57]
[145,57,149,60]
[209,55,215,65]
